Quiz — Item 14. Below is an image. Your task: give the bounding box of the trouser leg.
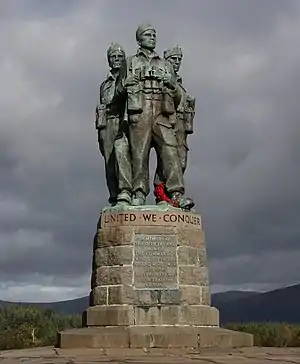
[154,145,187,188]
[114,134,132,193]
[154,137,188,187]
[176,119,188,175]
[153,114,184,195]
[129,106,152,198]
[178,144,188,174]
[153,153,164,187]
[98,119,119,204]
[104,151,118,204]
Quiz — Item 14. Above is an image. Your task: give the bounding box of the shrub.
[0,304,81,350]
[225,322,300,347]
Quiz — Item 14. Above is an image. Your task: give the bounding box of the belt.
[106,114,120,119]
[144,93,163,100]
[143,89,162,94]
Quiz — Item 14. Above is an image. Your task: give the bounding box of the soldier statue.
[95,43,132,206]
[154,46,195,193]
[116,24,193,209]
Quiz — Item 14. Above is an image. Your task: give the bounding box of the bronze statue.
[95,43,132,206]
[95,26,196,210]
[116,24,192,208]
[154,46,195,192]
[164,46,195,174]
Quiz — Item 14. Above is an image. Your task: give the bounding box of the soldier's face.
[138,30,156,50]
[108,51,124,70]
[168,55,182,73]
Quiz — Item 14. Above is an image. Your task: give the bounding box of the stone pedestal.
[57,205,253,349]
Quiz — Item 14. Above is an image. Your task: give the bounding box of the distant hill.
[0,296,89,315]
[211,290,259,306]
[1,284,300,324]
[215,283,300,324]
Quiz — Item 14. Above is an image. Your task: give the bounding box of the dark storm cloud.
[0,0,299,300]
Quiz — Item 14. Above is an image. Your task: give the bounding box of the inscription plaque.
[133,234,178,289]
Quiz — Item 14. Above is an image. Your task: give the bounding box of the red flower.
[154,182,179,207]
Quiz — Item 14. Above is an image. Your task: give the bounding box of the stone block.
[133,305,219,326]
[176,228,205,247]
[94,226,134,249]
[134,289,200,306]
[83,305,134,326]
[197,248,207,267]
[129,326,199,348]
[133,288,204,307]
[177,246,198,265]
[157,305,218,326]
[91,266,132,287]
[179,266,209,286]
[180,285,201,305]
[134,290,159,306]
[134,306,162,325]
[57,327,129,348]
[195,327,253,348]
[158,289,181,304]
[177,246,207,267]
[90,286,107,306]
[161,306,180,325]
[180,305,219,326]
[108,285,134,304]
[200,286,211,305]
[94,246,133,267]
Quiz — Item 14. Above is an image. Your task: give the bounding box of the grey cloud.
[0,0,80,20]
[210,249,300,287]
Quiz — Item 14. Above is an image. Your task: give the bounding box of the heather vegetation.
[225,323,300,347]
[0,304,81,350]
[1,304,300,350]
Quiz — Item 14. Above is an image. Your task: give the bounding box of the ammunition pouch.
[96,105,107,130]
[185,95,195,134]
[127,84,143,114]
[185,111,194,134]
[161,88,176,116]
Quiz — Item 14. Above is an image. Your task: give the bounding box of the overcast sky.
[0,0,299,302]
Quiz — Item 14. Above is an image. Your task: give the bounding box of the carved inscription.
[133,234,178,290]
[101,212,201,228]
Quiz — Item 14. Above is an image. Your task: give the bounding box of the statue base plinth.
[57,326,253,349]
[57,205,253,349]
[82,304,219,326]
